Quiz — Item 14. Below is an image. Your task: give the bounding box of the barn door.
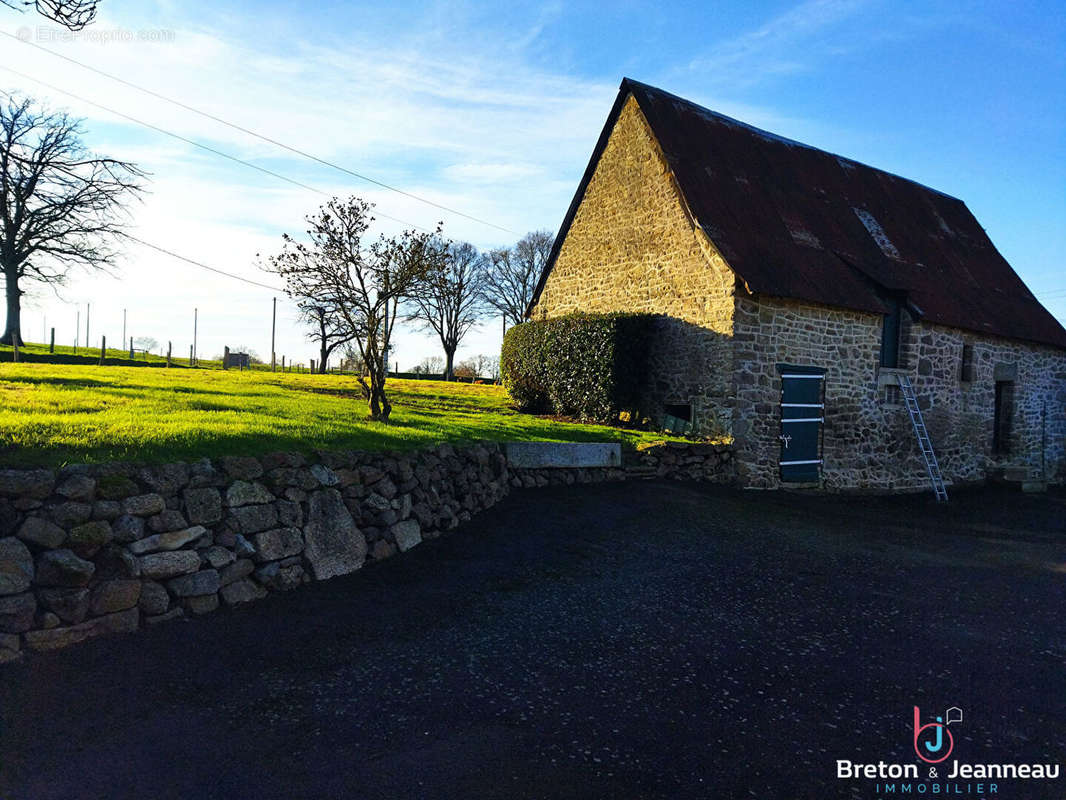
[777,364,825,482]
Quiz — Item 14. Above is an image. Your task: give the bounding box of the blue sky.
[2,0,1063,364]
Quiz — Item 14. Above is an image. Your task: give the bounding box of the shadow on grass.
[0,375,122,390]
[0,375,255,402]
[397,398,515,415]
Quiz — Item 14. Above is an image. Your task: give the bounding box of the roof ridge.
[620,77,962,202]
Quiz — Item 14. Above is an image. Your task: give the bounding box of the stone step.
[624,467,659,480]
[505,442,621,469]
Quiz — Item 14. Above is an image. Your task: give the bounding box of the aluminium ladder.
[897,374,948,502]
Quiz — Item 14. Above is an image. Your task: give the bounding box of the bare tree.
[262,196,441,421]
[413,354,443,376]
[455,354,499,382]
[406,240,486,380]
[262,230,354,375]
[453,359,477,380]
[339,342,366,375]
[482,229,553,327]
[1,0,99,30]
[0,94,144,345]
[298,300,355,374]
[473,353,499,381]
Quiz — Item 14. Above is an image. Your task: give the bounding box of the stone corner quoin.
[0,441,733,660]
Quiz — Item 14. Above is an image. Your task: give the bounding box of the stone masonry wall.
[733,295,1066,490]
[530,96,737,437]
[0,442,734,661]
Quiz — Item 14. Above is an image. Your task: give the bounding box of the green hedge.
[501,312,654,421]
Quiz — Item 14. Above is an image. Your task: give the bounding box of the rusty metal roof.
[531,78,1066,350]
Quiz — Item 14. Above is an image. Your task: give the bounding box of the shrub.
[501,312,654,421]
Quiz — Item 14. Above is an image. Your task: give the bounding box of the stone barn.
[527,78,1066,492]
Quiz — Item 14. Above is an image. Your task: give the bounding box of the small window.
[993,381,1014,455]
[960,344,974,382]
[884,385,901,405]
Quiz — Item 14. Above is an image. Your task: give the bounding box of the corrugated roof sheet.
[531,78,1066,350]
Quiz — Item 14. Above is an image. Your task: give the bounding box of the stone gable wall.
[733,295,1066,490]
[0,442,734,661]
[531,96,737,436]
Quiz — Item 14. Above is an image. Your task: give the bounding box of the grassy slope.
[0,363,677,468]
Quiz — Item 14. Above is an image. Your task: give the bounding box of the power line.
[122,233,285,292]
[0,70,433,233]
[2,29,517,235]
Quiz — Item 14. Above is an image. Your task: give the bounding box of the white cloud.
[688,0,871,87]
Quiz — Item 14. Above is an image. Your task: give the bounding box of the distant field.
[0,340,284,370]
[0,363,680,468]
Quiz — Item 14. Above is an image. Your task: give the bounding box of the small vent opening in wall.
[884,384,901,405]
[993,381,1014,456]
[960,344,974,382]
[663,403,693,434]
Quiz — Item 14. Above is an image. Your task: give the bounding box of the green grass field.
[0,363,680,468]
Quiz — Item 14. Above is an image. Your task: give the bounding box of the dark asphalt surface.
[1,481,1065,800]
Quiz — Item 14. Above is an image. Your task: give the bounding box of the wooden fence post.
[49,327,55,354]
[99,336,106,366]
[167,341,172,368]
[129,336,134,360]
[12,338,19,363]
[189,345,194,366]
[223,346,230,370]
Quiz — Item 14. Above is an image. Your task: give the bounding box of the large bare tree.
[481,229,553,326]
[406,240,486,381]
[1,0,99,29]
[262,197,441,420]
[0,94,144,345]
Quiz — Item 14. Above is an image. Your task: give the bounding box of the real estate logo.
[912,705,961,764]
[835,704,1061,795]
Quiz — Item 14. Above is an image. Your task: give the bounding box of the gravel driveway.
[2,481,1064,799]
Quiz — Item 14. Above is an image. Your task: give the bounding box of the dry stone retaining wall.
[0,441,734,661]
